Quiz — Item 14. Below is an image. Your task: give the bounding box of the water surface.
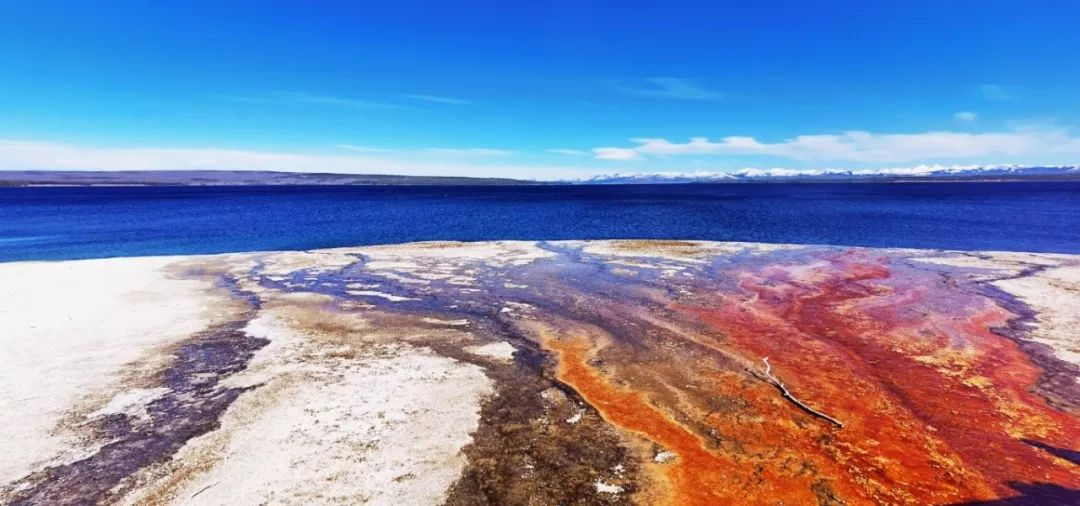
[1,182,1078,261]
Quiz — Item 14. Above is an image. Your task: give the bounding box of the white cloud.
[592,128,1080,163]
[0,139,593,180]
[592,147,642,161]
[547,148,588,156]
[617,78,721,101]
[954,111,978,122]
[404,94,472,105]
[980,84,1012,101]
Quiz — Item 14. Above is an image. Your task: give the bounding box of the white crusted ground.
[995,265,1080,368]
[2,241,1078,505]
[130,344,491,505]
[115,281,494,506]
[0,256,234,485]
[915,251,1080,371]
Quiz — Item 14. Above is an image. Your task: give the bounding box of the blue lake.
[1,182,1078,262]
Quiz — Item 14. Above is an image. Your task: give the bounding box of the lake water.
[1,182,1078,262]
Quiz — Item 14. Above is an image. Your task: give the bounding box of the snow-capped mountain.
[575,165,1080,184]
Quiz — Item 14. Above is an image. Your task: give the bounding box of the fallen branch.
[190,481,219,499]
[760,357,844,428]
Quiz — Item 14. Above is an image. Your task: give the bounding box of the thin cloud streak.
[547,148,588,156]
[217,92,402,109]
[335,144,394,153]
[274,92,401,109]
[334,144,515,157]
[424,147,515,157]
[980,84,1012,101]
[404,94,472,105]
[618,78,721,101]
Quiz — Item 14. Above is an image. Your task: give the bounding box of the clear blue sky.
[2,1,1079,179]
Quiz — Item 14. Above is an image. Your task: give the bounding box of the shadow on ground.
[949,482,1080,505]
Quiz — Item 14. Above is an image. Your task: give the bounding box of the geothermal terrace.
[1,240,1078,505]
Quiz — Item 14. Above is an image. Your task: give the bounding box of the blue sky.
[2,1,1079,179]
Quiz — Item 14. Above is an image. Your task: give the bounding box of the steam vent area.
[2,240,1080,506]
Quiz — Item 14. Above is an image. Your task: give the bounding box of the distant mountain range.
[0,170,535,186]
[1,165,1079,187]
[577,164,1080,184]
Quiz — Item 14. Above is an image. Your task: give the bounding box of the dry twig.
[760,357,844,428]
